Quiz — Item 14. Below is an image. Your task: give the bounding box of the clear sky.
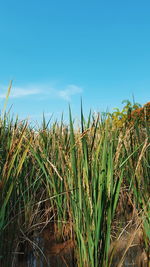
[0,0,150,124]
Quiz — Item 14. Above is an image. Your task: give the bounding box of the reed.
[0,88,149,266]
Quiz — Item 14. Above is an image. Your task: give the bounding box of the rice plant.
[0,87,149,266]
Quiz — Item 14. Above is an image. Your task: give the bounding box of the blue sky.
[0,0,150,124]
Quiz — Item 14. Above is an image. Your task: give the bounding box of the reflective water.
[16,228,147,267]
[17,229,75,267]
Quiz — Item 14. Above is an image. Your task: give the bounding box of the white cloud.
[0,85,41,99]
[10,87,41,98]
[58,85,83,100]
[0,93,6,99]
[0,83,83,100]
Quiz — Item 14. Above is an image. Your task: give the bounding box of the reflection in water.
[18,229,75,267]
[17,228,148,267]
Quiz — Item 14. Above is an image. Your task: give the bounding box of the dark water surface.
[17,229,75,267]
[16,228,148,267]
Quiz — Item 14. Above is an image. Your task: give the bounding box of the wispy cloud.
[0,85,41,99]
[0,83,83,100]
[10,87,41,98]
[57,84,83,101]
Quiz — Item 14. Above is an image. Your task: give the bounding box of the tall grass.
[0,95,149,266]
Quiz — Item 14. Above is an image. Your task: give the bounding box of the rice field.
[0,96,149,266]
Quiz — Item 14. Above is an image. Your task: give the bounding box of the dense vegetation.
[0,96,149,266]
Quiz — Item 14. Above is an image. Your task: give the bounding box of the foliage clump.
[129,101,150,125]
[111,100,150,127]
